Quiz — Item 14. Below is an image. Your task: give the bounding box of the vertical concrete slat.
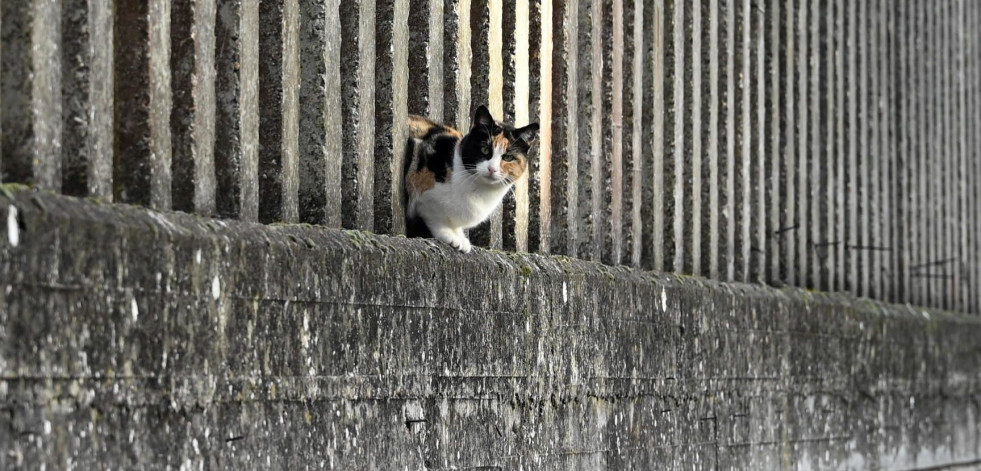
[574,0,594,259]
[373,0,410,235]
[171,0,195,211]
[808,0,825,289]
[868,0,882,299]
[89,0,113,199]
[546,0,575,256]
[935,0,945,308]
[536,0,553,254]
[919,0,932,305]
[609,0,625,266]
[879,0,892,300]
[281,0,300,224]
[886,2,909,303]
[32,0,63,191]
[340,0,377,231]
[0,2,21,184]
[926,1,939,307]
[820,0,837,291]
[465,0,492,248]
[428,0,445,121]
[943,0,956,310]
[752,0,766,283]
[500,0,518,249]
[630,0,645,267]
[391,0,410,235]
[968,0,979,312]
[936,0,945,295]
[620,0,637,267]
[734,0,750,282]
[857,0,871,297]
[832,0,846,292]
[171,0,217,216]
[457,0,473,131]
[966,0,975,312]
[407,1,432,117]
[298,0,343,227]
[794,0,808,287]
[651,0,665,271]
[722,0,735,281]
[907,0,919,305]
[707,0,720,279]
[149,0,172,210]
[486,0,505,249]
[689,0,702,275]
[932,0,943,307]
[112,1,171,208]
[214,0,259,221]
[512,0,532,252]
[62,0,113,200]
[257,0,282,222]
[896,0,910,303]
[974,0,981,313]
[468,0,492,247]
[767,0,781,285]
[191,0,217,215]
[955,0,967,310]
[442,0,461,127]
[941,0,952,309]
[845,0,859,294]
[915,0,929,305]
[668,0,685,273]
[780,0,796,286]
[588,0,604,262]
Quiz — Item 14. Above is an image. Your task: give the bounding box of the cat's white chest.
[416,178,508,230]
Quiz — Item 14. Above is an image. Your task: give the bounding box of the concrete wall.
[2,189,980,470]
[1,1,979,312]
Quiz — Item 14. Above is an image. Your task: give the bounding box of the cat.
[403,105,539,253]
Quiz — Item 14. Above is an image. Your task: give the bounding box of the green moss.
[520,265,533,278]
[0,183,31,200]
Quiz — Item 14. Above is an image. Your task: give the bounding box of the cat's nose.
[488,167,498,175]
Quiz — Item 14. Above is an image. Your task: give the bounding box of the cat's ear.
[472,105,495,130]
[515,123,540,143]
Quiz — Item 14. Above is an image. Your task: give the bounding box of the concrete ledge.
[0,189,979,470]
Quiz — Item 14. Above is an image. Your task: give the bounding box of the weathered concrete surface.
[1,189,980,470]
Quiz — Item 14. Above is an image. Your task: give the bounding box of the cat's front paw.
[457,237,472,253]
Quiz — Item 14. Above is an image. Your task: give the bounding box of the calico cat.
[403,105,539,253]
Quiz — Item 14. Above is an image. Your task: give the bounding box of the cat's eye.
[481,144,491,155]
[503,154,516,162]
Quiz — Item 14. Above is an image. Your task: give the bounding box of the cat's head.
[459,105,539,186]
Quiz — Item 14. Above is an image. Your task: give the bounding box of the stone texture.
[2,189,981,470]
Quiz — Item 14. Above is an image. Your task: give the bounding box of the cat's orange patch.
[492,133,510,152]
[408,115,436,139]
[408,114,462,139]
[501,155,527,180]
[406,168,436,194]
